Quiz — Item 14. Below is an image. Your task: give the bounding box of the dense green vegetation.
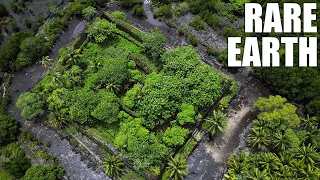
[0,0,95,72]
[225,95,320,179]
[16,15,237,177]
[0,142,31,178]
[146,0,320,126]
[22,164,64,180]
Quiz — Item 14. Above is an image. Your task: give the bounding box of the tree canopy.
[21,165,64,180]
[87,17,116,43]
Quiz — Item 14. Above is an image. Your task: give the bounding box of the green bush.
[173,2,189,16]
[82,6,96,20]
[0,114,18,146]
[132,5,145,17]
[87,17,116,43]
[155,4,172,18]
[189,34,200,46]
[189,16,206,30]
[110,11,127,22]
[23,18,32,29]
[22,165,64,180]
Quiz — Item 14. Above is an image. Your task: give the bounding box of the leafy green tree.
[227,0,250,15]
[114,118,169,169]
[16,92,44,119]
[163,126,188,147]
[143,28,166,60]
[0,31,31,71]
[255,96,301,130]
[96,58,129,90]
[0,114,18,146]
[203,110,227,139]
[19,36,46,61]
[136,73,182,129]
[21,165,64,180]
[1,143,31,178]
[91,92,119,124]
[87,17,116,43]
[101,154,125,179]
[0,171,14,180]
[69,89,99,124]
[2,157,31,178]
[82,6,96,20]
[132,5,145,17]
[165,155,188,180]
[110,11,127,21]
[123,83,142,108]
[1,143,25,160]
[161,46,223,107]
[176,103,196,125]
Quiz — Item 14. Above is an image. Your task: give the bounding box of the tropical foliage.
[225,96,320,179]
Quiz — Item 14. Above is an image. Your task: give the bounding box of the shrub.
[189,34,200,46]
[132,5,145,17]
[143,28,166,60]
[155,4,172,18]
[82,6,96,20]
[22,164,64,180]
[110,11,127,22]
[87,17,116,43]
[174,2,189,16]
[0,114,18,146]
[189,16,206,30]
[23,18,32,28]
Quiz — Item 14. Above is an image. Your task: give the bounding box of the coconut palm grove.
[0,0,319,180]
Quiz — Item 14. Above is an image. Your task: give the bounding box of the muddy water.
[108,2,271,180]
[8,18,110,180]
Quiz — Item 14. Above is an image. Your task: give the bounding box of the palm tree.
[301,163,320,179]
[289,159,305,178]
[271,131,290,152]
[301,127,320,146]
[300,115,317,131]
[48,112,69,128]
[246,168,269,180]
[41,56,52,68]
[165,155,188,180]
[274,165,292,179]
[248,128,269,150]
[66,50,82,66]
[101,154,125,179]
[295,144,320,165]
[259,153,281,173]
[253,119,265,130]
[203,110,227,140]
[106,83,121,94]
